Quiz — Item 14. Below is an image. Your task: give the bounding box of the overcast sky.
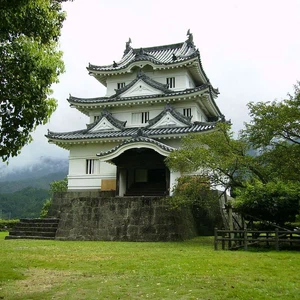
[2,0,300,170]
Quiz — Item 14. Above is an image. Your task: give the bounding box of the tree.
[166,82,300,225]
[234,181,300,226]
[49,177,68,194]
[0,0,72,162]
[243,82,300,148]
[166,122,267,195]
[242,82,300,182]
[40,177,67,218]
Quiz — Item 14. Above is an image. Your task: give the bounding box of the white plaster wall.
[106,74,135,96]
[105,68,193,97]
[68,143,117,190]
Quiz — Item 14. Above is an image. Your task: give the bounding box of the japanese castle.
[46,31,223,197]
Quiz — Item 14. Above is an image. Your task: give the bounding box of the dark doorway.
[112,148,169,196]
[148,169,165,183]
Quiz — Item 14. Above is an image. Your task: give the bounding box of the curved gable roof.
[87,110,126,132]
[115,71,172,96]
[88,41,197,73]
[146,104,192,128]
[96,133,175,162]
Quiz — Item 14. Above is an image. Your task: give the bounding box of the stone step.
[9,231,56,237]
[5,235,56,240]
[125,192,166,196]
[16,223,59,228]
[12,226,58,233]
[5,218,59,240]
[19,218,59,224]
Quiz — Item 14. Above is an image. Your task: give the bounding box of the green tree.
[167,83,300,225]
[242,82,300,182]
[243,82,300,148]
[234,181,300,226]
[166,122,266,195]
[50,177,68,194]
[40,177,67,218]
[0,0,71,162]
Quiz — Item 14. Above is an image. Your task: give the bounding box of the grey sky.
[2,0,300,170]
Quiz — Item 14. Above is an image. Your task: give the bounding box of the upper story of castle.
[68,31,222,126]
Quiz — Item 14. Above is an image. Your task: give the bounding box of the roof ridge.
[131,42,184,53]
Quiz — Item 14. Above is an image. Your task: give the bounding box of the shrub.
[0,219,19,231]
[167,176,222,234]
[234,181,300,226]
[39,199,52,218]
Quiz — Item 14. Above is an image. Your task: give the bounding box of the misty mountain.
[0,157,68,218]
[0,156,68,194]
[0,171,68,194]
[0,156,68,182]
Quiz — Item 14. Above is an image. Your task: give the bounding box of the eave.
[69,85,221,118]
[46,121,217,150]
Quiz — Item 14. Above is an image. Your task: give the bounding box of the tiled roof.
[146,104,192,128]
[97,135,175,158]
[46,122,216,142]
[87,40,198,72]
[68,84,211,105]
[87,110,126,131]
[115,71,171,96]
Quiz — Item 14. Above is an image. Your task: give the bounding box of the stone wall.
[48,191,198,241]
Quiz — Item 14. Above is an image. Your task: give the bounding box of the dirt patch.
[2,268,82,298]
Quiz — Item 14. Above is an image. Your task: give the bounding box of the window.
[141,112,149,123]
[183,108,192,117]
[117,82,125,89]
[94,115,100,122]
[166,77,175,88]
[132,112,149,124]
[86,159,95,174]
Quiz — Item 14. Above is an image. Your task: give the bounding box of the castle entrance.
[112,148,170,196]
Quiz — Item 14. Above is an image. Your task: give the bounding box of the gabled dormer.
[146,104,192,129]
[88,110,126,132]
[115,71,171,98]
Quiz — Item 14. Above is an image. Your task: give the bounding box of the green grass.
[0,232,299,300]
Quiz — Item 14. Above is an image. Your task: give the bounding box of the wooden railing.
[214,228,300,251]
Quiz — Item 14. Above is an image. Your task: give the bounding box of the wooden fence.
[214,228,300,251]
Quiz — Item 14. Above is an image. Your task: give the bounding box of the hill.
[0,157,68,218]
[0,187,50,219]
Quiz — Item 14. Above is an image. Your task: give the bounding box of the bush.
[234,181,300,226]
[39,199,52,218]
[50,177,68,194]
[0,219,19,231]
[167,176,222,234]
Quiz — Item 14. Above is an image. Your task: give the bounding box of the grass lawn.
[0,232,299,300]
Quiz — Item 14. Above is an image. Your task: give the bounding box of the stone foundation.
[48,191,198,241]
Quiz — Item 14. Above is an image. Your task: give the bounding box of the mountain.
[0,187,50,219]
[0,157,68,218]
[0,156,68,182]
[0,171,68,194]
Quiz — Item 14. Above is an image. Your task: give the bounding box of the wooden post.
[244,228,248,251]
[222,232,225,250]
[214,228,218,250]
[275,228,279,251]
[228,202,234,248]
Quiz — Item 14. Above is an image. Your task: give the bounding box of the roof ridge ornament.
[186,29,195,48]
[124,38,132,55]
